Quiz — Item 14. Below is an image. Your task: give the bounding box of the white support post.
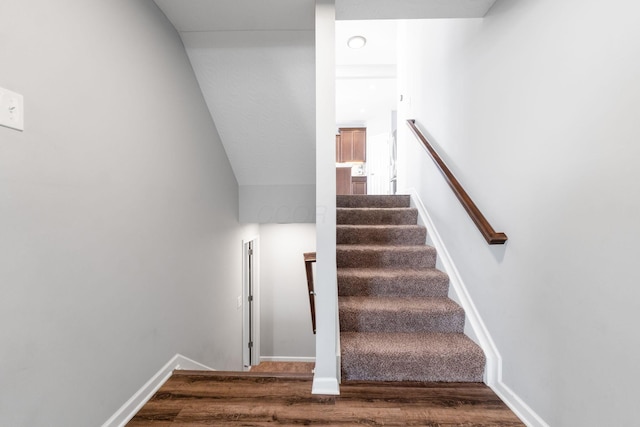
[312,0,340,395]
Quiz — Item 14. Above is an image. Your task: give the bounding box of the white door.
[367,132,392,195]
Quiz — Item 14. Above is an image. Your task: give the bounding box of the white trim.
[311,376,340,395]
[492,382,550,427]
[406,188,548,427]
[259,356,316,363]
[313,0,340,397]
[407,188,500,382]
[101,354,214,427]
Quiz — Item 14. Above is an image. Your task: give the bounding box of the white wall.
[397,1,640,425]
[239,184,316,223]
[259,224,316,359]
[0,1,257,426]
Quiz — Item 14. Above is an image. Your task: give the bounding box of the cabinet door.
[352,129,366,162]
[351,177,367,195]
[335,134,341,162]
[338,128,366,163]
[339,131,353,162]
[336,167,352,195]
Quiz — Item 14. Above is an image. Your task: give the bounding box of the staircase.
[337,194,486,382]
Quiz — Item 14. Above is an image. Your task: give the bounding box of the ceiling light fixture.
[347,35,367,49]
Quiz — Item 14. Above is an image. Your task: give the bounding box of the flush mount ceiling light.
[347,35,367,49]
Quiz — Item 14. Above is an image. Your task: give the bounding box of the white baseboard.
[406,188,548,427]
[492,382,550,427]
[311,377,340,395]
[259,356,316,363]
[101,354,214,427]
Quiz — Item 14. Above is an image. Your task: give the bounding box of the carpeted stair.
[337,194,486,382]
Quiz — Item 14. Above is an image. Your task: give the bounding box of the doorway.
[335,19,398,195]
[242,237,260,369]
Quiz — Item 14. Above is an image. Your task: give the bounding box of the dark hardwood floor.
[249,361,315,374]
[127,369,524,426]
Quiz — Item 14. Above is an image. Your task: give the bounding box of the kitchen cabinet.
[351,176,367,195]
[337,128,366,163]
[336,167,352,195]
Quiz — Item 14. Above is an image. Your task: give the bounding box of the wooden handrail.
[303,252,317,334]
[406,120,508,245]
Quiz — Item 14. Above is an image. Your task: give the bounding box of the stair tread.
[340,332,485,382]
[337,195,411,208]
[338,267,450,297]
[337,244,437,269]
[337,224,427,246]
[337,207,416,212]
[339,296,465,333]
[337,224,424,229]
[341,331,482,355]
[337,244,435,251]
[337,207,419,225]
[337,267,447,277]
[339,296,462,314]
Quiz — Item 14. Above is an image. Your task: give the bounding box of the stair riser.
[338,270,450,297]
[341,354,485,382]
[340,332,486,383]
[339,309,465,333]
[337,226,426,245]
[337,195,411,208]
[337,208,418,225]
[337,277,449,297]
[337,248,437,269]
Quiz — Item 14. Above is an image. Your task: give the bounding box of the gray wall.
[397,0,640,425]
[259,224,316,359]
[0,1,257,425]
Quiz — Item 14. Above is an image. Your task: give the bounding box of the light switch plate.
[0,87,24,131]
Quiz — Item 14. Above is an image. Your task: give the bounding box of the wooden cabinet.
[337,169,367,195]
[336,128,366,163]
[336,167,352,195]
[351,129,366,162]
[351,176,367,195]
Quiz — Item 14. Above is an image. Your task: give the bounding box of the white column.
[312,0,340,395]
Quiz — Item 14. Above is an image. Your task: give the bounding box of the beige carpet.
[337,195,485,382]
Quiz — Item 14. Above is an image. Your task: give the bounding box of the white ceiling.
[153,0,497,188]
[154,0,315,31]
[336,0,496,20]
[154,0,497,31]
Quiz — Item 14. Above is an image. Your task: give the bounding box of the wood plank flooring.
[249,362,315,374]
[127,369,524,426]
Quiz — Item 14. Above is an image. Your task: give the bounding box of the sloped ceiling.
[154,0,315,189]
[153,0,315,31]
[181,31,315,187]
